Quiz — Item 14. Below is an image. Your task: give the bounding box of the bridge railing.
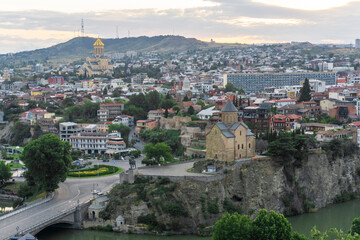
[11,201,90,238]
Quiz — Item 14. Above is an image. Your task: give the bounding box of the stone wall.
[159,116,191,130]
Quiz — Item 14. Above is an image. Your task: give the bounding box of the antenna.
[116,26,119,39]
[81,18,85,37]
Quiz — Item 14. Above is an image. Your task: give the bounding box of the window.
[238,144,240,149]
[242,144,244,149]
[249,143,251,148]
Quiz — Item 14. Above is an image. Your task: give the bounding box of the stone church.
[79,38,113,77]
[206,100,256,162]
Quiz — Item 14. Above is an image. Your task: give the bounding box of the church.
[79,38,114,77]
[206,100,256,162]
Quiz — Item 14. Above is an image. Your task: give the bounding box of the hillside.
[0,35,210,63]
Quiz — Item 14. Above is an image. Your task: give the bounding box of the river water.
[37,200,360,239]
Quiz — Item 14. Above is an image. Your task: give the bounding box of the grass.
[1,182,23,192]
[6,162,23,169]
[188,146,206,150]
[26,191,47,202]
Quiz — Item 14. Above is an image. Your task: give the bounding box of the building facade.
[224,72,336,93]
[206,100,256,162]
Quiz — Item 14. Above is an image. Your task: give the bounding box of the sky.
[1,0,360,53]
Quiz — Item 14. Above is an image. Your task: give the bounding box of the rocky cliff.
[102,153,360,234]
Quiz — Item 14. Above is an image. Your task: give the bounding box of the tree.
[112,87,121,97]
[108,123,131,144]
[123,105,147,121]
[21,134,72,192]
[224,83,245,94]
[0,161,12,184]
[142,142,173,165]
[298,78,311,102]
[146,91,161,110]
[213,212,252,240]
[252,209,292,240]
[183,95,190,101]
[196,100,205,109]
[351,217,360,236]
[187,106,195,115]
[267,132,296,164]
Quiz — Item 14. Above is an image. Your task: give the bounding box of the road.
[0,174,120,240]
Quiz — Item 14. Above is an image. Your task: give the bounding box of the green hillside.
[0,35,210,64]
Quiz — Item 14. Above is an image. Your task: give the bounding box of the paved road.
[0,174,120,240]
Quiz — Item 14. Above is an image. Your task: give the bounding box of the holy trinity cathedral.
[79,38,113,77]
[206,100,256,162]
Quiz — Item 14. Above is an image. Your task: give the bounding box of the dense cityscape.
[3,1,360,240]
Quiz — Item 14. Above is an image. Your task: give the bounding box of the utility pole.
[81,18,85,37]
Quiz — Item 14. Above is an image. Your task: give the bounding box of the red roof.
[269,99,295,103]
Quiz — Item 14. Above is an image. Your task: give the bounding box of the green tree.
[351,217,360,236]
[108,123,131,144]
[267,132,296,164]
[0,161,12,184]
[142,142,173,165]
[224,83,245,94]
[196,100,205,109]
[146,91,161,110]
[311,227,360,240]
[123,105,147,121]
[61,98,74,108]
[187,106,195,115]
[252,209,292,240]
[112,87,121,97]
[213,212,252,240]
[21,134,72,192]
[298,78,311,102]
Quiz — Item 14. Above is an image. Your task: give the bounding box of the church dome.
[221,99,238,112]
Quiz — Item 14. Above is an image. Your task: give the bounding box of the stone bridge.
[27,201,90,236]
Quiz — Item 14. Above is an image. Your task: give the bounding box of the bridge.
[0,174,120,240]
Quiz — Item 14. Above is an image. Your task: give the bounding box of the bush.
[223,198,243,214]
[333,191,357,203]
[208,201,219,214]
[164,201,188,217]
[12,198,23,208]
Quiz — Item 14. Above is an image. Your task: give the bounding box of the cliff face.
[104,154,360,233]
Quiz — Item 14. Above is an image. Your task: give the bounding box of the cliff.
[101,153,360,234]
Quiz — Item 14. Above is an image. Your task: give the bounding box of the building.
[269,114,302,131]
[224,72,336,93]
[112,115,134,127]
[48,76,65,85]
[59,122,82,142]
[135,120,157,135]
[131,73,148,85]
[97,103,124,121]
[356,39,360,49]
[70,132,122,154]
[79,38,113,77]
[206,100,256,161]
[106,134,126,155]
[88,196,109,220]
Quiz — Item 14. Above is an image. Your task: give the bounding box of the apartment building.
[97,103,124,121]
[59,122,82,142]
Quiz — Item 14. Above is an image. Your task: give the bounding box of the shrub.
[208,201,219,214]
[164,201,188,217]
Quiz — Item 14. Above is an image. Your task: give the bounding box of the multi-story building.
[112,115,134,127]
[224,72,336,93]
[48,76,65,85]
[135,120,157,135]
[70,132,122,155]
[97,103,124,121]
[106,134,126,155]
[131,73,148,85]
[269,114,302,131]
[59,122,82,142]
[296,101,321,119]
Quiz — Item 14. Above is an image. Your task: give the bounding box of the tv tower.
[81,18,85,37]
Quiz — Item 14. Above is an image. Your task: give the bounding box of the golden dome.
[93,38,104,46]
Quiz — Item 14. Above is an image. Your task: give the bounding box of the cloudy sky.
[0,0,360,53]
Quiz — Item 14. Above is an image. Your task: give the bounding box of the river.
[37,200,360,239]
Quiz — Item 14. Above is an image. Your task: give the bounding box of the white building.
[70,132,123,155]
[112,115,134,127]
[196,106,220,120]
[111,79,126,89]
[59,122,82,142]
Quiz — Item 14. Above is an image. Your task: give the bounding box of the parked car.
[103,159,109,162]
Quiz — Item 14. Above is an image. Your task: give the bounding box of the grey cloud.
[1,0,360,53]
